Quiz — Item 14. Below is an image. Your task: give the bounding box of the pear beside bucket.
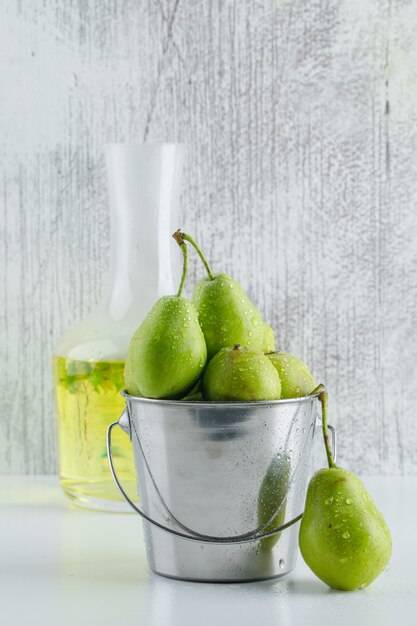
[107,393,336,582]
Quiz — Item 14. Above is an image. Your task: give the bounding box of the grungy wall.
[1,0,417,474]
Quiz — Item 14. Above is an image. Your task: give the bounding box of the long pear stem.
[175,239,188,297]
[173,230,215,280]
[318,390,336,469]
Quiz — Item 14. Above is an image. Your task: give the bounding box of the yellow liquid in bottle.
[52,356,138,510]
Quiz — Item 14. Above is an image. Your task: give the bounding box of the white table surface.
[0,475,415,626]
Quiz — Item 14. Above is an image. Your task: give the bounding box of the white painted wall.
[1,0,417,474]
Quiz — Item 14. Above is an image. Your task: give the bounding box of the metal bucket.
[107,392,335,582]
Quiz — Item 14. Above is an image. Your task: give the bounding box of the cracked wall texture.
[1,0,417,474]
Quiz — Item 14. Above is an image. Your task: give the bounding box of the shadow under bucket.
[107,392,335,582]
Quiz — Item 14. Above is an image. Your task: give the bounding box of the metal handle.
[107,416,305,545]
[328,424,337,463]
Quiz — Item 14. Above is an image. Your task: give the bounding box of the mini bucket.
[107,392,335,582]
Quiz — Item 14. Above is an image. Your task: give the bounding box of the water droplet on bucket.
[279,559,285,569]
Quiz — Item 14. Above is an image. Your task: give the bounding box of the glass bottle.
[52,143,184,511]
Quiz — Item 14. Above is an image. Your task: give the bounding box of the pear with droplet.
[262,323,276,353]
[174,231,268,360]
[267,352,316,398]
[299,391,392,591]
[257,453,291,550]
[124,238,207,399]
[202,345,281,401]
[124,359,144,397]
[193,273,266,360]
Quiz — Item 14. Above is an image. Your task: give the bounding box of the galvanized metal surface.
[109,394,319,581]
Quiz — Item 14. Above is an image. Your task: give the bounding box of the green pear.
[262,323,276,353]
[173,231,268,360]
[202,345,281,401]
[193,273,266,359]
[124,239,207,399]
[267,352,316,398]
[123,358,143,397]
[299,391,392,591]
[299,467,392,591]
[257,453,291,550]
[125,297,206,398]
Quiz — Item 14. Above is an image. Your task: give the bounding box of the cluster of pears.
[124,229,392,592]
[124,229,317,402]
[299,388,392,591]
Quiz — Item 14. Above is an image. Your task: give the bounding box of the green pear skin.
[192,273,266,359]
[267,352,316,398]
[299,467,392,591]
[202,345,281,401]
[123,359,143,397]
[125,296,207,399]
[257,454,291,550]
[262,323,276,353]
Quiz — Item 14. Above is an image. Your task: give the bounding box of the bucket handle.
[107,407,337,545]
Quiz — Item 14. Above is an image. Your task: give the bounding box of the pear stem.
[318,390,336,469]
[310,383,325,396]
[175,230,215,281]
[176,239,188,297]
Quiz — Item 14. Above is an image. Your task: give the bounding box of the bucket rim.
[121,390,321,408]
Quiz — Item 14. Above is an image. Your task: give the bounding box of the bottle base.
[61,480,138,513]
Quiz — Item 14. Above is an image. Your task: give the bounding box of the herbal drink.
[53,356,137,510]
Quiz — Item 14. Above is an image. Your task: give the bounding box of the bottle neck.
[102,144,183,326]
